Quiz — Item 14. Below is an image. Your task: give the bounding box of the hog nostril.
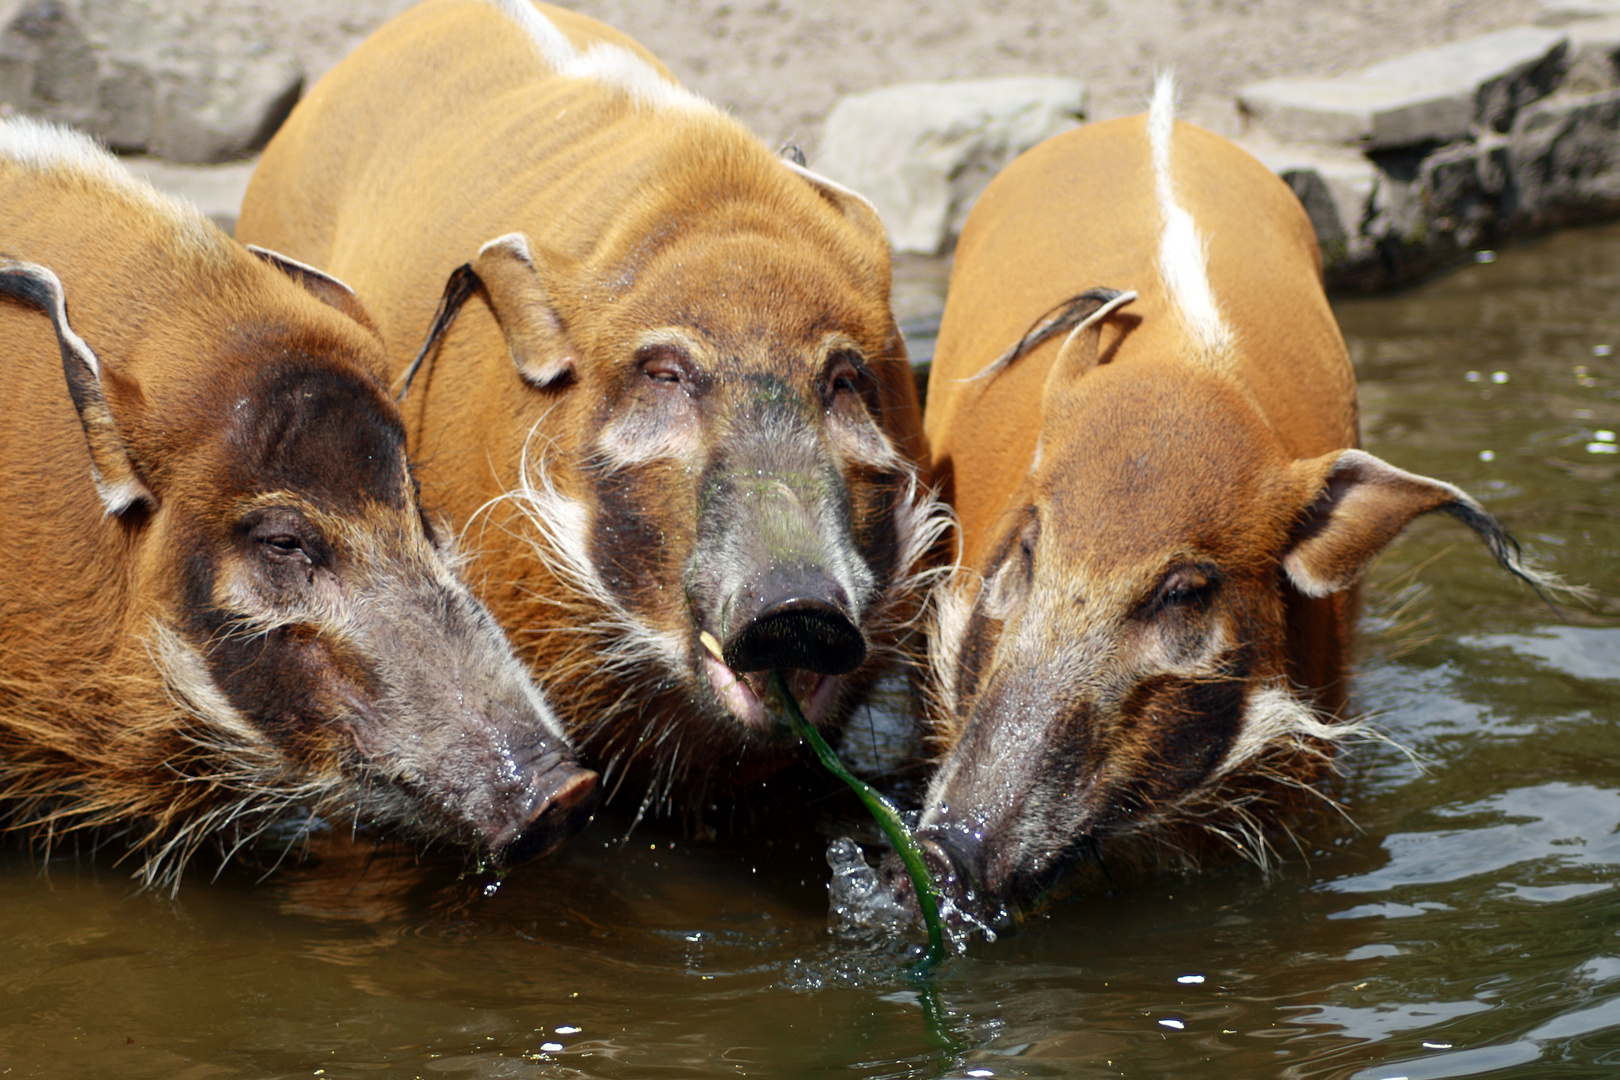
[492,764,600,866]
[543,769,598,815]
[723,595,867,675]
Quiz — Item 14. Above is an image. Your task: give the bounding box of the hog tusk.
[699,630,725,662]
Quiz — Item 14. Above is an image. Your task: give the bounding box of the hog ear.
[1037,289,1137,416]
[472,233,578,389]
[1282,448,1564,600]
[781,158,890,250]
[396,232,577,402]
[0,257,154,516]
[964,287,1135,390]
[245,245,382,339]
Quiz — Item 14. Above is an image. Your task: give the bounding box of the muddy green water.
[4,226,1619,1080]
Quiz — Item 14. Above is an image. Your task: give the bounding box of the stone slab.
[1537,0,1620,26]
[0,0,304,163]
[1240,27,1569,149]
[815,76,1086,256]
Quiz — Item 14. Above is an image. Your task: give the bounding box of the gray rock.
[1242,142,1380,271]
[0,0,303,163]
[815,77,1086,256]
[1239,28,1569,150]
[1537,0,1620,26]
[1281,86,1620,291]
[1510,86,1620,224]
[1565,17,1620,91]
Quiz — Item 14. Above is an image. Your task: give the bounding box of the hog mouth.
[697,631,843,736]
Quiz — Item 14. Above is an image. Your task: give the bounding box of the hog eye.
[260,533,311,566]
[244,509,324,568]
[1153,565,1220,612]
[821,350,872,406]
[636,344,691,386]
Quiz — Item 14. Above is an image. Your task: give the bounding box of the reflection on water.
[2,225,1619,1079]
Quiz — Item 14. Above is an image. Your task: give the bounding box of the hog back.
[927,115,1360,700]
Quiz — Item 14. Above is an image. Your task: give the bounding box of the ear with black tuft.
[1036,288,1136,421]
[0,257,154,516]
[400,232,578,400]
[1281,447,1580,602]
[246,245,381,339]
[471,233,578,389]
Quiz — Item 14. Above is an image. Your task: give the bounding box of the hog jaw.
[335,566,600,864]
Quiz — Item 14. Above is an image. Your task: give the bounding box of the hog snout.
[877,828,995,928]
[486,748,600,866]
[721,570,867,675]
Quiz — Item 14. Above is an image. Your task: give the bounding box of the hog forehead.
[607,232,891,355]
[1034,365,1289,561]
[213,356,409,511]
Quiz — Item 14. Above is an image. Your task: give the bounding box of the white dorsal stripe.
[484,0,707,111]
[1148,75,1231,356]
[0,114,219,254]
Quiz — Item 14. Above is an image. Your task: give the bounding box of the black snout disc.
[724,597,867,675]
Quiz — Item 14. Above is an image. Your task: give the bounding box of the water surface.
[2,227,1618,1079]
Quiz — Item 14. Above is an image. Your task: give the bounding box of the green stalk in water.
[769,670,947,972]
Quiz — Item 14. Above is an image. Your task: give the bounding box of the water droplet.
[1177,974,1205,984]
[1158,1018,1185,1030]
[540,1041,564,1052]
[1587,443,1618,455]
[1465,370,1482,382]
[1595,344,1612,357]
[1479,450,1495,462]
[1491,371,1509,384]
[1595,430,1616,442]
[555,1026,581,1035]
[1475,250,1496,263]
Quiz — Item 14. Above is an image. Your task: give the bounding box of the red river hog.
[896,79,1568,926]
[236,0,942,811]
[0,116,597,891]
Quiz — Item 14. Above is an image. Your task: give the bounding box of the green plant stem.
[770,670,947,972]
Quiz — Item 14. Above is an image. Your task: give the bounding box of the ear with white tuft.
[1282,448,1570,601]
[247,245,381,338]
[783,159,890,250]
[398,232,579,401]
[0,257,154,516]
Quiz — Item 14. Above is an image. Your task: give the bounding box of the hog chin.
[699,652,839,735]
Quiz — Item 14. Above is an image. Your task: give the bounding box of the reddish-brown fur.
[0,117,595,890]
[898,87,1565,926]
[237,0,941,810]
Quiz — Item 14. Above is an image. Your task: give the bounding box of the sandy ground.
[259,0,1547,154]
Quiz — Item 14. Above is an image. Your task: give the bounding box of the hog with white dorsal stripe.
[889,79,1571,927]
[237,0,944,811]
[0,116,597,890]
